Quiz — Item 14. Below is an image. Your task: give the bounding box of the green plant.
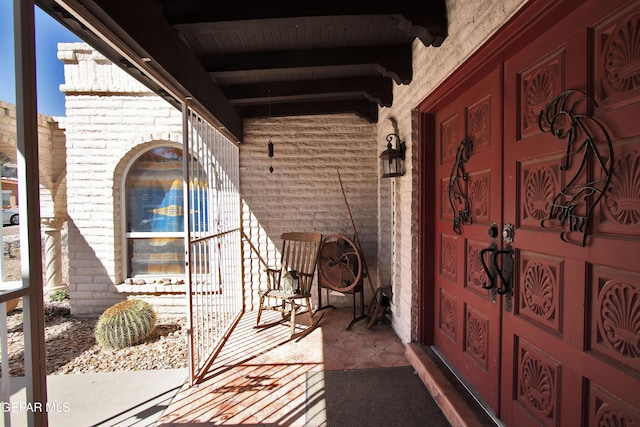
[44,303,70,322]
[48,289,69,302]
[95,299,157,349]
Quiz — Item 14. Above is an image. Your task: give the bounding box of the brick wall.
[240,115,378,310]
[59,43,184,315]
[378,0,528,342]
[0,100,67,218]
[57,0,530,331]
[59,43,378,316]
[0,100,68,284]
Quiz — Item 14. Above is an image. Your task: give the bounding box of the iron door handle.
[479,243,499,290]
[477,223,515,310]
[479,223,500,291]
[493,245,514,295]
[495,224,515,311]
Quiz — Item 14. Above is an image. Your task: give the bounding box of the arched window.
[124,146,185,277]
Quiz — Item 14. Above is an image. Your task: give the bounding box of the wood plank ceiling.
[37,0,448,141]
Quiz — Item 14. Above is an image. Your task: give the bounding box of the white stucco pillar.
[41,216,66,292]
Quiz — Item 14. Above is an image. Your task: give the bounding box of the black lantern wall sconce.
[380,117,406,178]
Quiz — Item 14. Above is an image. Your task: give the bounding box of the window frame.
[121,142,186,279]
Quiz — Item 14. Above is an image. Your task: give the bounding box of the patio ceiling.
[37,0,448,141]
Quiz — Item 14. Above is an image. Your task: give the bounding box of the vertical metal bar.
[199,116,207,364]
[204,121,211,353]
[184,105,242,384]
[1,302,10,427]
[214,132,219,335]
[198,117,204,367]
[192,113,202,371]
[197,121,204,369]
[182,101,196,386]
[216,132,223,320]
[14,1,47,425]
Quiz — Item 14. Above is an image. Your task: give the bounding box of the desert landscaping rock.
[1,239,187,377]
[2,302,187,377]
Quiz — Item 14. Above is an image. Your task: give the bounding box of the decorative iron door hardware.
[479,223,500,303]
[538,90,614,247]
[448,138,474,234]
[493,224,515,312]
[479,223,515,310]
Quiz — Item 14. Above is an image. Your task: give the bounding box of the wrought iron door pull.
[493,246,514,295]
[492,245,514,312]
[494,224,515,311]
[478,223,515,310]
[479,223,499,303]
[480,243,499,289]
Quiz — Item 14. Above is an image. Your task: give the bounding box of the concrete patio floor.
[3,368,187,426]
[155,307,492,427]
[1,307,494,426]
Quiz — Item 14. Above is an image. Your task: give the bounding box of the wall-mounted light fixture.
[380,118,406,178]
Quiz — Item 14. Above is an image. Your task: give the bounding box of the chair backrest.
[278,232,322,295]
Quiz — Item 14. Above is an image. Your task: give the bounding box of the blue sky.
[1,0,82,117]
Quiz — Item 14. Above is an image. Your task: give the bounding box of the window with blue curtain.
[125,146,185,277]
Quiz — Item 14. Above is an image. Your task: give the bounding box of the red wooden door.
[501,0,640,425]
[433,68,503,411]
[430,0,640,425]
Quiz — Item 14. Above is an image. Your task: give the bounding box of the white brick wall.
[59,43,183,315]
[56,0,529,332]
[241,115,379,310]
[0,100,68,284]
[59,43,378,317]
[0,100,67,218]
[378,0,529,342]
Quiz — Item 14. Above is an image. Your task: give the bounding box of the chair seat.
[260,290,311,300]
[256,232,323,340]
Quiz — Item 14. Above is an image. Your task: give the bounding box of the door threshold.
[406,343,505,427]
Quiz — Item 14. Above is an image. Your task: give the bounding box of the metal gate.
[183,105,242,386]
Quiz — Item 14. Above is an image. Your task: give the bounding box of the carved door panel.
[501,0,640,425]
[433,68,503,411]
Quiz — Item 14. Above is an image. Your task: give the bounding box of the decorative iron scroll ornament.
[537,90,614,247]
[448,138,474,234]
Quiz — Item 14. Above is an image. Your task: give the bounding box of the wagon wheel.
[318,234,363,293]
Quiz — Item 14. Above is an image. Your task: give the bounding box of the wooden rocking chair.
[256,232,324,340]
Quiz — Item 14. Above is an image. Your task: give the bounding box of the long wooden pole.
[336,169,376,294]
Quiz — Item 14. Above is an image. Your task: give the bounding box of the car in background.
[2,209,19,226]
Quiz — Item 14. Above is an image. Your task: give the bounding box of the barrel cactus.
[95,299,157,349]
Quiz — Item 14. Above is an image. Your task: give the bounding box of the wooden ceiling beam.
[238,99,379,123]
[160,0,448,46]
[400,11,448,47]
[222,77,394,107]
[201,46,413,85]
[160,1,444,21]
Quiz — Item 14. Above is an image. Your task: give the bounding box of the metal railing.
[183,106,243,386]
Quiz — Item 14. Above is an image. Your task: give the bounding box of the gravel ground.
[1,228,188,377]
[3,301,188,377]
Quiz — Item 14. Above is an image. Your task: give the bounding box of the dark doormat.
[305,366,451,427]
